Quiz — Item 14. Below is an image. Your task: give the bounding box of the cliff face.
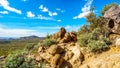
[104,6,120,34]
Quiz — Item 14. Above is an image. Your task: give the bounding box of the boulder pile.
[52,27,77,43]
[35,28,84,68]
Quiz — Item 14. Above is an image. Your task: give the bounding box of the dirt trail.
[80,46,120,68]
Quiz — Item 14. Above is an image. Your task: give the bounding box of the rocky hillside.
[2,3,120,68]
[33,26,120,68]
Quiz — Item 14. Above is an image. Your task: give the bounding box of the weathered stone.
[59,27,66,39]
[59,33,72,43]
[52,32,59,40]
[38,47,43,53]
[104,6,120,34]
[69,31,77,42]
[69,44,84,67]
[47,45,64,55]
[50,54,61,66]
[40,52,53,62]
[64,51,74,60]
[115,38,120,47]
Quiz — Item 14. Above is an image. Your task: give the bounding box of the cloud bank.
[0,0,22,14]
[73,0,93,19]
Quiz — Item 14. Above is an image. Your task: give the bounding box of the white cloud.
[53,12,58,16]
[27,11,35,18]
[48,12,52,16]
[73,0,93,19]
[56,8,65,13]
[39,5,58,16]
[37,15,54,20]
[0,11,8,14]
[0,0,22,14]
[48,12,58,16]
[0,27,46,37]
[39,5,43,9]
[57,20,62,22]
[42,7,48,12]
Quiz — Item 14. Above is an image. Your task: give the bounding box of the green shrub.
[25,43,36,51]
[42,39,57,47]
[87,40,108,52]
[3,51,25,68]
[99,35,112,45]
[19,58,38,68]
[78,25,90,35]
[88,28,103,41]
[77,34,90,47]
[46,34,52,39]
[40,61,46,68]
[3,51,38,68]
[78,28,111,53]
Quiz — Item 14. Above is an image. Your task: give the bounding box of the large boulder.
[59,33,71,43]
[52,27,77,43]
[69,31,77,42]
[59,27,66,39]
[40,52,53,62]
[50,54,61,66]
[104,6,120,34]
[69,44,84,68]
[59,31,77,43]
[115,38,120,47]
[52,27,66,42]
[47,45,64,55]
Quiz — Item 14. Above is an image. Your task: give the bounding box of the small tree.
[101,3,118,15]
[42,39,57,47]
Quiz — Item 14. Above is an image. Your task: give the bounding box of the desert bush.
[99,35,112,45]
[3,51,38,68]
[78,25,90,35]
[25,43,36,51]
[46,34,52,39]
[78,28,111,53]
[87,40,108,52]
[88,28,103,41]
[40,61,46,68]
[42,39,57,47]
[19,58,38,68]
[3,51,25,68]
[77,34,90,47]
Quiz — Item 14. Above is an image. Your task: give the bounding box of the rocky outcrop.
[36,43,84,68]
[104,6,120,34]
[52,27,77,43]
[52,27,66,41]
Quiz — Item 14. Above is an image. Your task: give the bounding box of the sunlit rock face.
[104,6,120,34]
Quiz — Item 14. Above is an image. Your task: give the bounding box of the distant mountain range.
[17,35,45,41]
[0,37,15,41]
[0,35,45,41]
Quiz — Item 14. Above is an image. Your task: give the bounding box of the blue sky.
[0,0,119,37]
